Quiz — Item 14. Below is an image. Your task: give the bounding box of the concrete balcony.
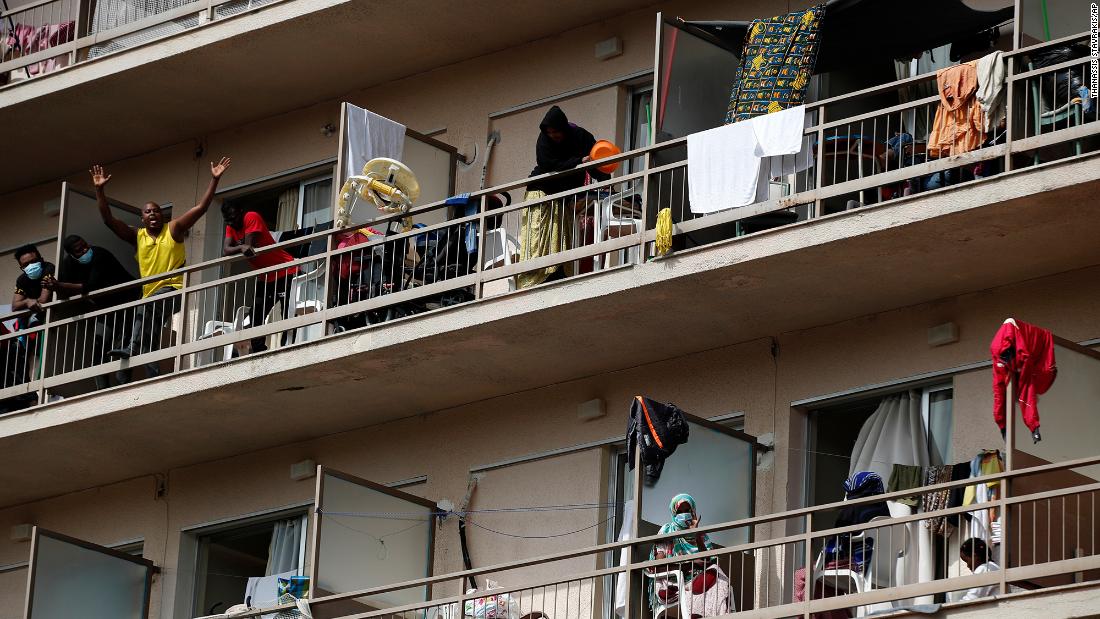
[0,0,654,194]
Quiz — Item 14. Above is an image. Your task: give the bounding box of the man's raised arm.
[89,165,136,246]
[170,157,232,242]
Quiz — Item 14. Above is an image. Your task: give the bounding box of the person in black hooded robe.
[517,106,609,289]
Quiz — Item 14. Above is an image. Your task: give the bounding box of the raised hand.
[210,156,232,179]
[89,165,111,188]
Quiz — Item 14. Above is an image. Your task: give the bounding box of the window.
[297,176,333,229]
[624,85,652,173]
[805,384,954,519]
[221,175,333,237]
[183,507,308,617]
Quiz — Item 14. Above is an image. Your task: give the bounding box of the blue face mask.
[76,248,94,265]
[673,513,694,529]
[23,261,43,280]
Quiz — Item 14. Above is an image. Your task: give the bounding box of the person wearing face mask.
[89,158,231,374]
[46,235,140,389]
[649,494,731,618]
[11,244,55,328]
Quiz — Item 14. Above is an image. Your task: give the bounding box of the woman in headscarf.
[517,106,610,289]
[648,493,731,618]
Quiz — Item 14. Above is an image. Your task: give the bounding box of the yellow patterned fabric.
[725,4,825,123]
[517,190,573,289]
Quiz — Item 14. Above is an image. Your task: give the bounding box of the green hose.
[1041,0,1051,41]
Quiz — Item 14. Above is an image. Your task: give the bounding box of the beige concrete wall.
[0,262,1095,617]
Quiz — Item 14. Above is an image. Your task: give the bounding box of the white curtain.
[265,516,305,576]
[300,179,333,229]
[613,500,634,617]
[849,391,930,481]
[275,187,298,232]
[851,391,934,607]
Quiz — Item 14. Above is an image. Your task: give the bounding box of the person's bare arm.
[44,278,83,298]
[223,232,256,257]
[89,166,136,245]
[11,291,38,312]
[171,157,232,242]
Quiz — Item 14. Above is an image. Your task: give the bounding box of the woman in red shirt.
[222,203,299,353]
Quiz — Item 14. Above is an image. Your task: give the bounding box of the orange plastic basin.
[590,140,621,174]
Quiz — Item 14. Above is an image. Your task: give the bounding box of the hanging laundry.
[963,450,1003,544]
[3,22,75,78]
[945,460,973,528]
[922,465,955,537]
[724,4,825,123]
[991,318,1057,441]
[975,51,1007,133]
[927,62,985,157]
[687,105,806,213]
[627,396,690,484]
[887,463,924,508]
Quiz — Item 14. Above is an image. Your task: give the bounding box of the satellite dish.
[335,157,420,228]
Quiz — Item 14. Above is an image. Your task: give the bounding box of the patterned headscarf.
[843,472,885,499]
[667,493,698,530]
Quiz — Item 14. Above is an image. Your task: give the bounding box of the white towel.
[975,51,1006,133]
[751,105,807,158]
[344,103,406,182]
[688,106,806,213]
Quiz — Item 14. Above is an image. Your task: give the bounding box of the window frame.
[176,503,311,618]
[296,174,335,229]
[803,381,955,508]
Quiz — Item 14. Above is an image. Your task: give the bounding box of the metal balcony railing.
[0,0,278,85]
[196,452,1100,619]
[0,32,1097,413]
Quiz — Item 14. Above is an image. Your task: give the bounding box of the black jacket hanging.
[627,395,690,484]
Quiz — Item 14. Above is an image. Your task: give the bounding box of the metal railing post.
[173,272,189,372]
[474,194,488,299]
[34,307,53,405]
[1001,379,1014,593]
[1004,54,1015,173]
[637,151,652,263]
[803,512,814,619]
[813,107,826,218]
[319,233,333,337]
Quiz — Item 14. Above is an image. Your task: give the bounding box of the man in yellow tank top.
[90,157,231,373]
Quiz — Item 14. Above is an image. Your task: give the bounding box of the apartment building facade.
[1,0,1099,617]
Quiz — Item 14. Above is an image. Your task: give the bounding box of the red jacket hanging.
[991,318,1057,433]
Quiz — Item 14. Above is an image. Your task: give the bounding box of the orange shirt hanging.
[927,61,985,158]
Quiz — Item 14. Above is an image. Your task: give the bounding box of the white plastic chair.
[595,191,642,269]
[196,306,251,365]
[643,568,685,619]
[481,228,519,295]
[288,262,326,341]
[814,531,869,616]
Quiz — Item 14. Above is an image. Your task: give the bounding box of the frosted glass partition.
[655,20,740,142]
[57,186,146,283]
[314,469,436,609]
[26,529,153,619]
[1013,342,1100,480]
[634,418,756,547]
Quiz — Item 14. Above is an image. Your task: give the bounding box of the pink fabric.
[5,21,75,77]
